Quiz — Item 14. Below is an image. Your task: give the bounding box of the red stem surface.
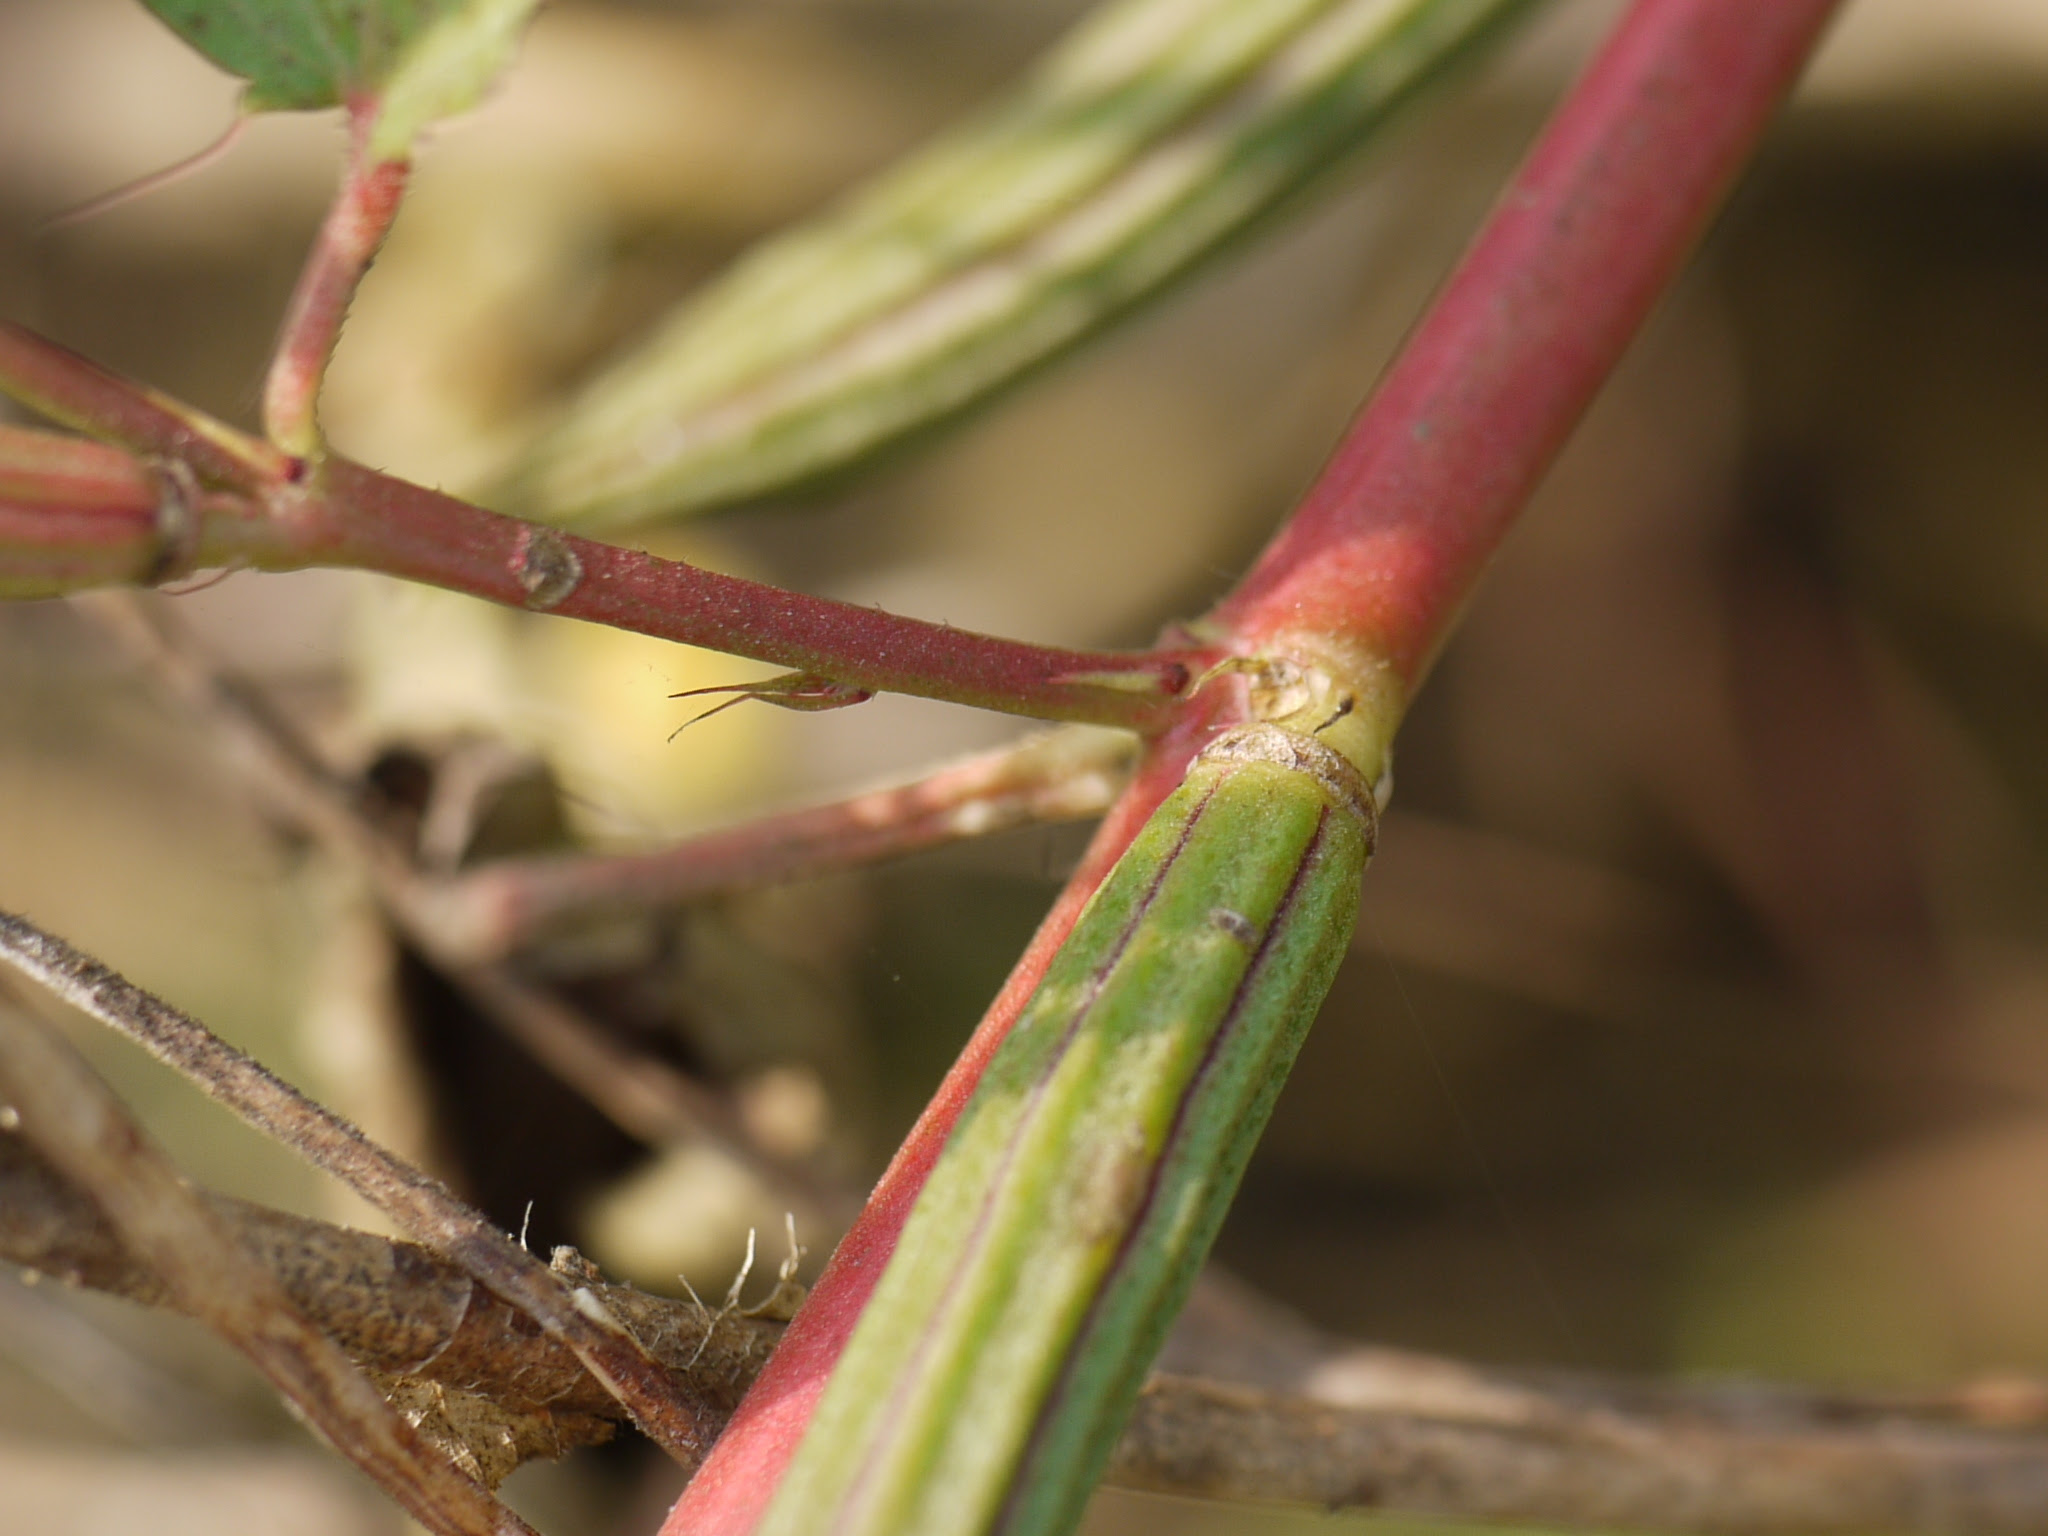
[0,424,151,509]
[0,326,283,491]
[263,103,409,457]
[442,733,1130,963]
[1212,0,1845,687]
[0,334,1195,730]
[662,0,1848,1529]
[0,424,260,592]
[299,459,1197,729]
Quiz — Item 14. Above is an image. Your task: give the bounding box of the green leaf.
[140,1,445,111]
[366,0,541,157]
[138,0,538,149]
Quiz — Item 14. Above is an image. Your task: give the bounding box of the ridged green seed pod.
[508,0,1534,528]
[757,723,1377,1536]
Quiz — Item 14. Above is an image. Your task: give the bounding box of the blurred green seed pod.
[506,0,1535,529]
[758,722,1379,1536]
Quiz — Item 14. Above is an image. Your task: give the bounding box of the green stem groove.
[756,724,1375,1536]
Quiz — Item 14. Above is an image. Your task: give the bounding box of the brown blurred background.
[5,0,2048,1532]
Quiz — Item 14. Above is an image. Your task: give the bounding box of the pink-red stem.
[296,459,1198,729]
[661,1,1849,1530]
[0,336,1196,730]
[0,423,261,591]
[438,733,1130,963]
[0,327,283,491]
[1214,0,1846,684]
[262,103,409,458]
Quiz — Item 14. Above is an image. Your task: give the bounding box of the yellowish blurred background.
[6,0,2048,1532]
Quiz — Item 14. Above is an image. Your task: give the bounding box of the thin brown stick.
[445,963,856,1225]
[0,1134,778,1429]
[0,911,718,1467]
[1109,1374,2048,1534]
[0,993,534,1536]
[8,1134,2048,1534]
[73,590,839,1213]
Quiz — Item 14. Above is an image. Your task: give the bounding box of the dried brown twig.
[7,1126,2048,1533]
[71,591,1130,965]
[1112,1373,2048,1534]
[0,992,536,1535]
[71,590,848,1217]
[0,910,718,1467]
[0,1132,777,1436]
[70,591,1120,1220]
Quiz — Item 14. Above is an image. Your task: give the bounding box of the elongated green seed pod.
[508,0,1534,528]
[757,723,1377,1536]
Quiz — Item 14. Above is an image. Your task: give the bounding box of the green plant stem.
[660,697,1233,1536]
[757,726,1375,1536]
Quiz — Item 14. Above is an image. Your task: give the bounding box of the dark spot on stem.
[512,527,583,611]
[143,458,200,586]
[1208,907,1258,948]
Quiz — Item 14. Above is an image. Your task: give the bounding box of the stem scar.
[511,526,583,611]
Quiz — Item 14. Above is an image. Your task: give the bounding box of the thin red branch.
[263,102,410,457]
[431,730,1133,963]
[293,458,1199,729]
[0,329,1198,729]
[1211,0,1847,690]
[0,326,283,490]
[665,0,1850,1529]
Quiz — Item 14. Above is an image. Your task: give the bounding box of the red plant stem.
[263,102,409,458]
[437,732,1132,963]
[0,424,261,592]
[664,1,1849,1530]
[295,459,1198,729]
[0,424,151,508]
[1212,0,1846,688]
[0,326,284,491]
[0,333,1197,729]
